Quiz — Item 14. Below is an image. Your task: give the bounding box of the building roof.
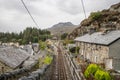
[32,43,39,46]
[23,45,34,55]
[0,47,29,69]
[74,30,120,45]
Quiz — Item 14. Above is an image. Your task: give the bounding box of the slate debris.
[0,68,30,80]
[19,64,50,80]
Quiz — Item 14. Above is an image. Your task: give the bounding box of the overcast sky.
[0,0,119,32]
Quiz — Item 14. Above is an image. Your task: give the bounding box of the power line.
[21,0,39,28]
[21,0,40,42]
[81,0,87,19]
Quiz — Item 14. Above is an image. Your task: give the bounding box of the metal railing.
[64,51,86,80]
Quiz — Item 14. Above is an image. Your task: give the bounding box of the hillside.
[68,2,120,39]
[47,22,78,36]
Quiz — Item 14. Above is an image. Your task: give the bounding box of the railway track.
[48,47,70,80]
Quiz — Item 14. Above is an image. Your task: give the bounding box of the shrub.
[84,64,112,80]
[69,40,75,44]
[39,40,46,50]
[63,39,75,46]
[95,70,111,80]
[84,64,100,78]
[90,11,102,20]
[69,47,80,53]
[43,56,52,65]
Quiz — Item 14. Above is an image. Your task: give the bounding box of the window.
[94,56,97,63]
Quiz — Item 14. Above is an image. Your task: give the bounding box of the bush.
[43,56,52,65]
[95,70,111,80]
[84,64,112,80]
[84,64,100,78]
[90,11,102,20]
[69,40,75,44]
[69,47,80,53]
[63,39,75,46]
[39,40,46,50]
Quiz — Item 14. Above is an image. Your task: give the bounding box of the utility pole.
[81,0,87,19]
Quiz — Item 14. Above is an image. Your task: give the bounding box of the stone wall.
[77,42,109,63]
[113,59,120,71]
[0,61,12,74]
[109,39,120,71]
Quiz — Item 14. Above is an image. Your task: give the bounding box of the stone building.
[0,46,29,74]
[32,43,39,53]
[23,45,34,55]
[75,30,120,71]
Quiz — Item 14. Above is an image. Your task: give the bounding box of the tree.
[61,33,68,40]
[33,37,38,43]
[0,27,51,44]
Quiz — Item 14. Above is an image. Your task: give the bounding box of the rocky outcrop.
[68,2,120,39]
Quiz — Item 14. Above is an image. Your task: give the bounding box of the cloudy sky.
[0,0,119,32]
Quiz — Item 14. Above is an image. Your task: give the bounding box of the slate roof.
[23,45,34,55]
[32,43,39,46]
[0,47,29,69]
[74,30,120,45]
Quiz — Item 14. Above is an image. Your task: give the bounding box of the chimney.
[101,28,110,35]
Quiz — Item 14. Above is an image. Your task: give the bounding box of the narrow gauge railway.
[47,47,71,80]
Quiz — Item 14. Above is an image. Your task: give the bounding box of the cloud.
[54,0,82,15]
[0,0,119,32]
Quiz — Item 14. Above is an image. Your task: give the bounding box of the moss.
[90,11,102,20]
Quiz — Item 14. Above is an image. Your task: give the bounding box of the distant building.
[9,42,19,47]
[23,45,34,55]
[52,36,58,40]
[2,43,8,46]
[0,47,29,74]
[19,45,24,49]
[1,42,19,47]
[75,30,120,71]
[32,43,39,53]
[46,39,52,45]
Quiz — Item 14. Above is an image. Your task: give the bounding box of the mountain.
[47,22,78,36]
[68,2,120,39]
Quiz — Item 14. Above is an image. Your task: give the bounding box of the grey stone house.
[23,45,34,55]
[75,30,120,71]
[0,46,29,74]
[32,43,39,53]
